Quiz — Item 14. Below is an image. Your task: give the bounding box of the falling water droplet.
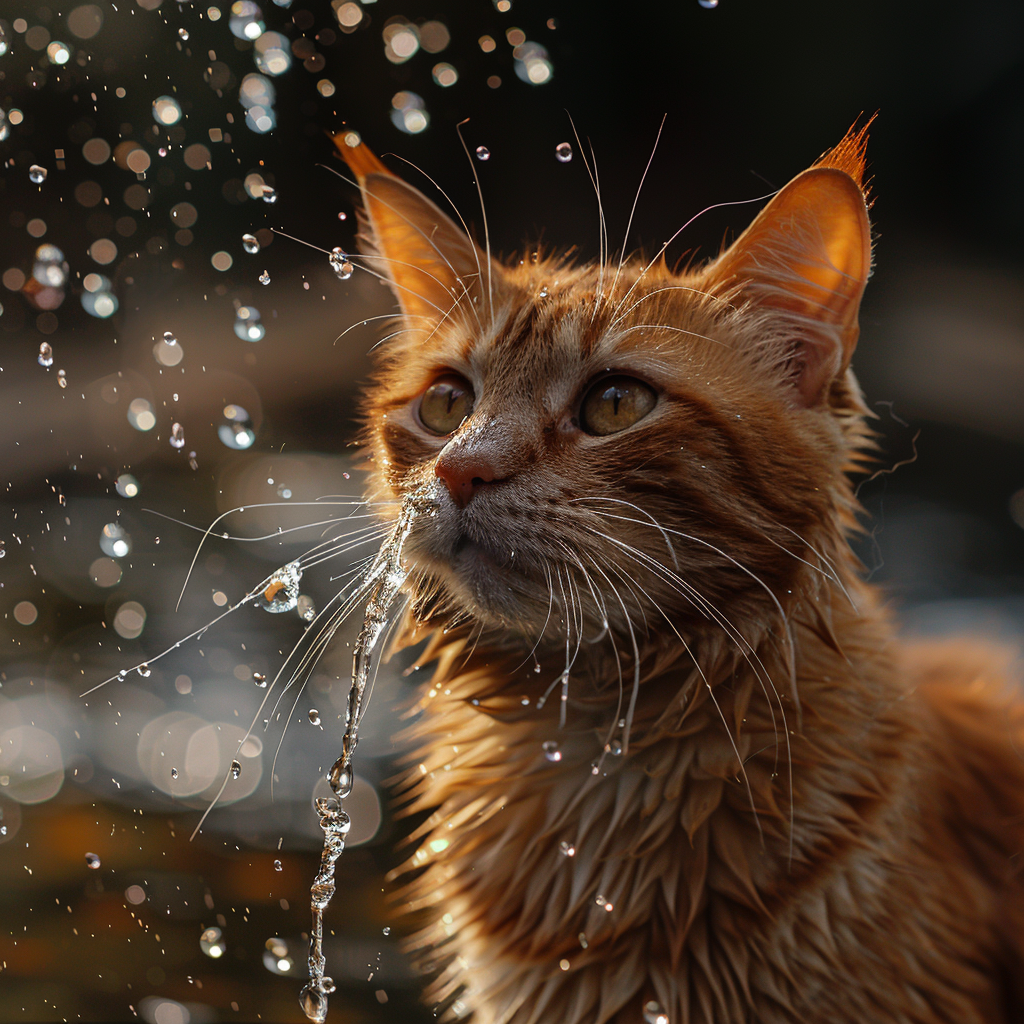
[329,247,353,280]
[57,369,67,388]
[643,1000,670,1024]
[38,342,53,367]
[169,422,185,449]
[253,671,268,687]
[162,331,178,346]
[274,859,283,871]
[242,233,260,254]
[85,852,101,869]
[308,709,321,726]
[382,927,391,936]
[542,740,562,762]
[170,767,179,779]
[276,483,292,499]
[558,840,575,857]
[200,926,226,958]
[259,270,271,286]
[231,760,242,780]
[261,186,277,204]
[475,145,490,161]
[178,27,190,39]
[555,142,572,162]
[29,165,47,184]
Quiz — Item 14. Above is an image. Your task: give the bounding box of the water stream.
[298,501,420,1022]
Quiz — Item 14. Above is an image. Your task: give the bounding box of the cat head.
[337,128,873,658]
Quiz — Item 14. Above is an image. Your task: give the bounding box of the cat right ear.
[332,133,490,323]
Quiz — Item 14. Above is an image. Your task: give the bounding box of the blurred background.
[1,0,1022,1021]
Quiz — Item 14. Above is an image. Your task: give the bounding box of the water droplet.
[273,859,283,871]
[475,145,490,161]
[297,595,316,622]
[698,0,719,7]
[558,840,575,857]
[643,1000,670,1024]
[178,27,190,39]
[382,927,391,936]
[219,403,256,448]
[231,760,242,780]
[234,305,265,342]
[608,739,623,756]
[38,342,53,367]
[242,233,260,254]
[329,247,353,280]
[595,894,607,908]
[308,709,321,726]
[116,474,140,498]
[29,165,47,184]
[137,663,151,678]
[85,852,101,870]
[0,541,5,559]
[57,369,67,388]
[162,331,178,346]
[253,671,268,687]
[276,483,292,499]
[542,740,562,763]
[555,142,572,162]
[170,767,179,779]
[169,422,185,449]
[261,185,277,204]
[259,270,271,286]
[590,761,600,775]
[256,560,302,614]
[200,926,226,958]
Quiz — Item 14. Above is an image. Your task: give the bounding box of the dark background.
[1,1,1022,1021]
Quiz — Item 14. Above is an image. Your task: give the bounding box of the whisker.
[610,113,666,299]
[455,119,494,323]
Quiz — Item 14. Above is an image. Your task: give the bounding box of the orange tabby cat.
[334,126,1024,1023]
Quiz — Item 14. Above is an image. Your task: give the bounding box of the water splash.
[298,499,421,1022]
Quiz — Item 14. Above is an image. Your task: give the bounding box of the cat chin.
[408,539,548,632]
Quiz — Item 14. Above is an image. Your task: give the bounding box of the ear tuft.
[331,130,392,182]
[812,116,875,197]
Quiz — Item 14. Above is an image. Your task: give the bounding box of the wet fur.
[339,128,1024,1023]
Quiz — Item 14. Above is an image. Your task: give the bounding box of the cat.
[331,125,1024,1024]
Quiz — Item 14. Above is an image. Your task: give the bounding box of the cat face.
[340,131,872,651]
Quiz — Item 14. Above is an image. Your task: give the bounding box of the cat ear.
[332,132,491,324]
[705,127,872,406]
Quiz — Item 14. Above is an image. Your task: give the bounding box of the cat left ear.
[331,132,491,324]
[705,128,872,406]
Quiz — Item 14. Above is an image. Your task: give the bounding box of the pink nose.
[434,456,499,508]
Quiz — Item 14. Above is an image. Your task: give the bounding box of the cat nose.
[434,454,501,508]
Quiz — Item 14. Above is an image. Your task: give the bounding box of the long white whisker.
[610,113,666,298]
[455,119,494,323]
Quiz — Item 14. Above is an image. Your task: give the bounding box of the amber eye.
[419,374,475,435]
[580,376,657,436]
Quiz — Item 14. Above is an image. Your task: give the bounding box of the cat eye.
[580,376,657,436]
[419,374,475,435]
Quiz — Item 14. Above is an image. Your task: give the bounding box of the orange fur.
[340,128,1024,1023]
